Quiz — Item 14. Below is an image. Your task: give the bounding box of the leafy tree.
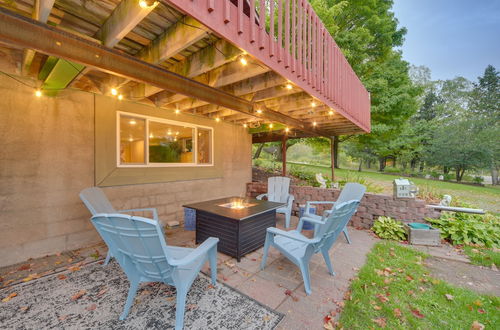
[311,0,419,168]
[424,120,489,182]
[469,65,500,184]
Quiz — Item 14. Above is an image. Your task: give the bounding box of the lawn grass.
[463,246,500,267]
[259,159,500,213]
[338,241,500,329]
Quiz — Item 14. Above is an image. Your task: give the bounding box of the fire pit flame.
[218,198,256,210]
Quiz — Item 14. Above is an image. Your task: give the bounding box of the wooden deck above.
[0,0,370,140]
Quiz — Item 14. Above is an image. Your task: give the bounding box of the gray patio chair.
[302,183,366,244]
[79,187,160,265]
[256,176,295,228]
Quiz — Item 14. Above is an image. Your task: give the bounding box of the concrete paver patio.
[0,215,378,329]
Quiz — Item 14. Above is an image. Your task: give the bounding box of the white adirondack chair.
[79,187,161,265]
[256,176,295,228]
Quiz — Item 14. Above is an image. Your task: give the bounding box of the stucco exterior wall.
[0,75,251,267]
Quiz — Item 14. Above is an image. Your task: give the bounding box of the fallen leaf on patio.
[206,284,215,290]
[251,258,257,261]
[2,293,17,302]
[477,309,485,314]
[411,308,424,319]
[70,290,86,301]
[263,314,271,322]
[284,289,293,296]
[67,258,73,263]
[165,296,175,301]
[372,317,386,328]
[471,321,484,330]
[58,315,68,321]
[97,288,108,296]
[393,308,402,318]
[86,304,97,311]
[58,274,67,280]
[352,267,359,271]
[22,274,40,282]
[68,266,81,272]
[224,261,235,268]
[19,306,30,312]
[444,294,454,301]
[187,304,198,311]
[17,264,31,271]
[373,305,381,310]
[292,296,299,302]
[251,278,256,282]
[337,301,345,308]
[278,266,284,270]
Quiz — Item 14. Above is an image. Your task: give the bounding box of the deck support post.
[282,135,287,176]
[330,136,335,181]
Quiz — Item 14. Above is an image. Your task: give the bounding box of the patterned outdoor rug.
[0,261,283,329]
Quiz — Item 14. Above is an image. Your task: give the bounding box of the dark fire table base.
[184,197,285,262]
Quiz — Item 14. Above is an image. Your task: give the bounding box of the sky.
[392,0,500,82]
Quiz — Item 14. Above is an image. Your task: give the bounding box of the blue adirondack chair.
[91,213,219,330]
[303,183,366,244]
[256,176,295,228]
[261,200,360,295]
[80,187,161,265]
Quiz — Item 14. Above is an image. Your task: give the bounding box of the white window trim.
[116,111,214,168]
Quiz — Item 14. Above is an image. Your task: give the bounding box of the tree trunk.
[491,164,499,185]
[393,157,396,168]
[402,162,407,170]
[379,157,386,172]
[443,166,449,174]
[253,143,264,159]
[358,159,363,172]
[411,158,417,171]
[419,161,425,173]
[367,160,371,169]
[333,136,339,168]
[456,168,465,182]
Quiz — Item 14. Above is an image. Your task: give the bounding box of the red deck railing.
[164,0,370,133]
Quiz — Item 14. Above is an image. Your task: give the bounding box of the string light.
[239,57,248,66]
[118,94,123,100]
[285,83,293,90]
[129,119,136,125]
[35,89,42,97]
[269,123,273,129]
[215,117,220,122]
[328,110,334,115]
[256,109,262,114]
[285,127,290,133]
[313,121,317,126]
[149,133,154,138]
[175,109,180,114]
[139,0,158,9]
[111,88,118,96]
[243,123,247,128]
[311,101,316,107]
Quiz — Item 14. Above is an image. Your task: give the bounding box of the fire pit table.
[183,197,285,261]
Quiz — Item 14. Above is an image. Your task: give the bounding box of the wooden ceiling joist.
[0,8,328,137]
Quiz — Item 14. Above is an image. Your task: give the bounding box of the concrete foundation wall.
[0,75,251,267]
[247,182,442,228]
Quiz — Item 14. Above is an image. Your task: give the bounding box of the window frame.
[116,111,214,168]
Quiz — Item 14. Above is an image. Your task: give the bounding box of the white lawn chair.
[256,176,295,228]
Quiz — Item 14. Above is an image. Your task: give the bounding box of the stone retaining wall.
[246,182,441,229]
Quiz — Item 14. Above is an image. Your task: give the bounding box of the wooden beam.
[137,16,207,64]
[22,0,55,75]
[133,38,243,98]
[96,0,158,47]
[0,8,328,137]
[330,137,335,180]
[282,135,287,176]
[43,0,156,91]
